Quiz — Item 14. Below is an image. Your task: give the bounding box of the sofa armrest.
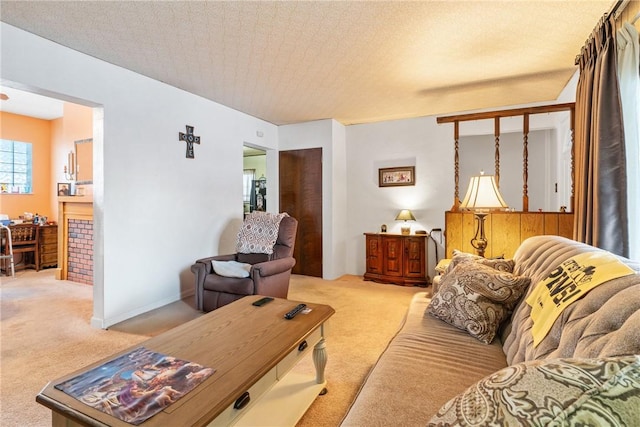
[252,257,296,277]
[191,254,237,311]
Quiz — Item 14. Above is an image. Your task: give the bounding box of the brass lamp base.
[470,212,488,257]
[401,226,411,235]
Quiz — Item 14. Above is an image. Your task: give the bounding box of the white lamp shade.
[460,174,508,210]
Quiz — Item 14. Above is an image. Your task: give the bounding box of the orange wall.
[0,112,52,220]
[0,102,92,222]
[50,103,93,220]
[62,102,93,142]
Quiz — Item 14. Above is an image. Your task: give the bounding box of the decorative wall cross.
[178,125,201,159]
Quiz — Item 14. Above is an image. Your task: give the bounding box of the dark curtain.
[574,16,629,257]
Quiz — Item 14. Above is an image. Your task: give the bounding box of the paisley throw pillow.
[428,356,640,427]
[445,249,515,276]
[426,262,530,344]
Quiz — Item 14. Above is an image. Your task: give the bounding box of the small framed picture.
[379,166,415,187]
[57,183,70,196]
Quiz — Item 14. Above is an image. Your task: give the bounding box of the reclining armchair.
[191,214,298,312]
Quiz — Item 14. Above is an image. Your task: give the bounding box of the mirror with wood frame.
[74,138,93,185]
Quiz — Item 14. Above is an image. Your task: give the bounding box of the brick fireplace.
[67,219,93,285]
[56,195,93,284]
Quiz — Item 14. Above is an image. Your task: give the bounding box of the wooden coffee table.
[37,296,335,426]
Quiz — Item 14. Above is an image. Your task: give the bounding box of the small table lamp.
[395,209,416,235]
[460,173,507,257]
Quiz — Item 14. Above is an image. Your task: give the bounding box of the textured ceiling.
[0,1,614,125]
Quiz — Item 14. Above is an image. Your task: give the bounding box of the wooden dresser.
[39,225,58,269]
[364,233,429,286]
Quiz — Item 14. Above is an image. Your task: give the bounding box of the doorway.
[0,84,101,323]
[279,148,323,277]
[243,145,267,217]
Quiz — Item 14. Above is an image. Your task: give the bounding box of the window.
[243,169,255,203]
[242,169,255,215]
[0,139,33,194]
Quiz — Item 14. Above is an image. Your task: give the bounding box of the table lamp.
[459,172,507,257]
[395,209,416,235]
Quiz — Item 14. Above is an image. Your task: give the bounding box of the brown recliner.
[191,215,298,312]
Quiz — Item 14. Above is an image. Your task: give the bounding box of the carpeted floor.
[0,270,423,426]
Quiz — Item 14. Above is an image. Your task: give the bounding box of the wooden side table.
[364,233,429,286]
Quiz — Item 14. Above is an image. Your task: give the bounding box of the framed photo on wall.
[379,166,415,187]
[57,183,70,196]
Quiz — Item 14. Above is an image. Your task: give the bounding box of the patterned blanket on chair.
[236,212,288,255]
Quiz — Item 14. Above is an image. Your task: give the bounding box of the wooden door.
[279,148,323,277]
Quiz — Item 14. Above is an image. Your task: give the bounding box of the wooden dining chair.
[4,224,39,273]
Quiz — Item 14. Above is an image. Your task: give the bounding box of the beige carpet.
[0,270,423,426]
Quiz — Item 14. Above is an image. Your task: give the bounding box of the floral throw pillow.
[428,356,640,427]
[426,262,530,344]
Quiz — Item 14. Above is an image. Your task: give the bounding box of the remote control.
[252,297,274,307]
[284,303,307,319]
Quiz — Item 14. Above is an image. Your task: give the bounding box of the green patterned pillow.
[426,262,530,344]
[428,356,640,427]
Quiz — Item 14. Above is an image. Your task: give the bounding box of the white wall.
[278,119,348,279]
[345,116,454,278]
[554,71,580,211]
[452,105,572,213]
[344,102,576,278]
[2,23,278,328]
[459,129,554,212]
[243,155,267,180]
[329,120,348,278]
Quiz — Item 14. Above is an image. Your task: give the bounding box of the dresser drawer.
[40,236,57,245]
[40,243,57,254]
[207,366,277,427]
[39,226,58,244]
[40,252,57,265]
[276,326,323,380]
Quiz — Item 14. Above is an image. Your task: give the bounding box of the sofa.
[340,235,640,426]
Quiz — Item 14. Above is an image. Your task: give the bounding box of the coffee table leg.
[313,337,327,384]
